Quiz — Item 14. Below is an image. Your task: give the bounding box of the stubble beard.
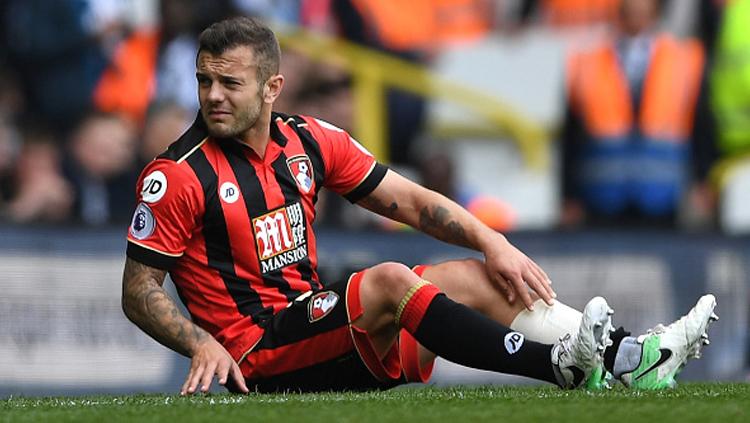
[203,98,263,140]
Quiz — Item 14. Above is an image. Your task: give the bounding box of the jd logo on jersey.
[308,291,339,322]
[141,171,167,203]
[286,155,314,193]
[220,182,239,204]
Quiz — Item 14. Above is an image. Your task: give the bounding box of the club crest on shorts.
[308,291,339,322]
[286,155,314,193]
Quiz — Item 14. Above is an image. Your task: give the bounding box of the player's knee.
[368,261,419,305]
[429,257,484,281]
[371,261,414,286]
[434,257,497,313]
[456,258,485,276]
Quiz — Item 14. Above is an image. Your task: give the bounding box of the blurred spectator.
[232,0,303,25]
[139,101,192,165]
[154,0,236,113]
[0,69,24,123]
[711,0,750,159]
[63,112,139,226]
[561,0,715,228]
[420,150,463,203]
[697,0,726,60]
[520,0,621,28]
[709,0,750,233]
[93,27,159,125]
[332,0,426,166]
[0,70,24,206]
[275,50,354,131]
[419,149,516,231]
[4,128,73,223]
[298,0,341,32]
[0,121,21,210]
[3,0,110,133]
[332,0,492,165]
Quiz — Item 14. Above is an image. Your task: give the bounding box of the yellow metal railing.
[277,28,550,169]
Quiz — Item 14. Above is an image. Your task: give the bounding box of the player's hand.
[483,234,556,311]
[180,337,249,395]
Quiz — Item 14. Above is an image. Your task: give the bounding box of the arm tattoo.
[419,205,471,248]
[121,258,209,357]
[358,195,399,218]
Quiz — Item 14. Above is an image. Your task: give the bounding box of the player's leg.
[415,259,718,389]
[414,259,611,389]
[415,259,583,345]
[355,261,613,388]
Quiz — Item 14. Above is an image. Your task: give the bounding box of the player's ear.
[264,74,284,104]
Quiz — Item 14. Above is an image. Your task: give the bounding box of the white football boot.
[551,297,614,389]
[619,294,718,389]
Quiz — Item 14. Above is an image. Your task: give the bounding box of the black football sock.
[406,293,558,385]
[603,327,631,374]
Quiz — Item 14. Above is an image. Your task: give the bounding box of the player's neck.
[238,112,272,159]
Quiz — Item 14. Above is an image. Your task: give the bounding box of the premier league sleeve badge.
[129,202,156,240]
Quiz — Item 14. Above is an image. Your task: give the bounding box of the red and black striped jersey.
[126,112,387,361]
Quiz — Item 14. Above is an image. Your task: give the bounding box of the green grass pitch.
[2,383,748,423]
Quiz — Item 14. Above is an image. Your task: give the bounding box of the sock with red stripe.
[397,282,558,385]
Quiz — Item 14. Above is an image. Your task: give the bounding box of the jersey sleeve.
[303,117,388,203]
[126,159,202,270]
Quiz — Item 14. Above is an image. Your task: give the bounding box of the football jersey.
[126,112,387,361]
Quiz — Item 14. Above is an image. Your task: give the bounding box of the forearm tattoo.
[419,205,471,248]
[122,258,209,357]
[358,195,399,218]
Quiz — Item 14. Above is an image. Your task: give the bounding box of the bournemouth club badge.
[287,155,314,193]
[308,291,339,322]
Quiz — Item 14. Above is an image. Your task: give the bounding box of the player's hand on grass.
[181,337,249,395]
[483,234,556,311]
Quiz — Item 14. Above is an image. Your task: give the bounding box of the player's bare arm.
[121,258,206,355]
[357,169,556,310]
[121,258,248,395]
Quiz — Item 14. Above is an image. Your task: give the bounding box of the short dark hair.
[198,16,281,84]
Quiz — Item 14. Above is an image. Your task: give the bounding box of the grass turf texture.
[2,383,748,423]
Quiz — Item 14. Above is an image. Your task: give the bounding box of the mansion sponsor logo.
[253,202,308,274]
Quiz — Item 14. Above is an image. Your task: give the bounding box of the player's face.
[196,46,265,139]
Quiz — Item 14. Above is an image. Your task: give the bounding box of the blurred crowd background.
[1,0,748,233]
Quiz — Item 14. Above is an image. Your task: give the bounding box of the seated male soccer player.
[121,16,717,394]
